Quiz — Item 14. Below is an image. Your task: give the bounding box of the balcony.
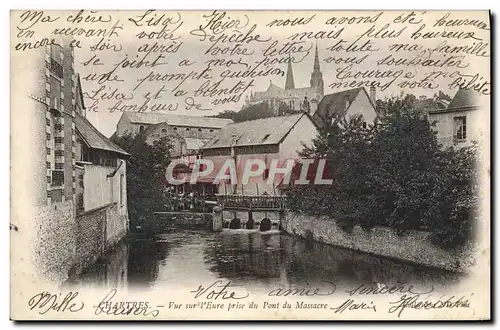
[217,194,287,211]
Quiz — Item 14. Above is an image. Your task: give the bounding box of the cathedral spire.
[310,42,324,97]
[285,54,295,90]
[313,42,320,71]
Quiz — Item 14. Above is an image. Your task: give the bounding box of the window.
[139,125,145,132]
[161,129,167,133]
[51,170,64,187]
[454,116,467,141]
[363,122,367,129]
[120,174,124,206]
[173,127,178,131]
[50,58,63,79]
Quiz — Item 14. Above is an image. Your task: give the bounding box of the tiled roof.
[123,112,233,128]
[313,87,373,126]
[316,88,363,117]
[185,138,206,151]
[447,88,479,110]
[202,113,305,149]
[75,113,129,156]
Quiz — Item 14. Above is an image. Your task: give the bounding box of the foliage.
[234,102,275,122]
[111,134,173,230]
[375,94,416,116]
[208,110,238,120]
[286,109,479,250]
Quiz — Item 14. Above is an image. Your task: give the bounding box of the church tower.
[310,44,324,97]
[285,54,295,90]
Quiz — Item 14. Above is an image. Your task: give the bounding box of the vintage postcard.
[10,10,490,320]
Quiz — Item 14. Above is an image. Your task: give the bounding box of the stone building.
[19,39,129,283]
[428,88,483,149]
[200,113,319,196]
[74,112,129,272]
[115,111,232,161]
[244,45,325,115]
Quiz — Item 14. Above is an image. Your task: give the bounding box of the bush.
[287,109,479,249]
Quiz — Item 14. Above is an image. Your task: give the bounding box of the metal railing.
[217,194,287,211]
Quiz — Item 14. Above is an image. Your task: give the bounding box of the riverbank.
[281,212,477,273]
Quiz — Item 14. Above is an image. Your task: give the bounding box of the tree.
[111,134,173,230]
[233,102,275,122]
[208,110,237,120]
[286,107,478,249]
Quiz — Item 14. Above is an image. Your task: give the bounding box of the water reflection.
[72,229,462,293]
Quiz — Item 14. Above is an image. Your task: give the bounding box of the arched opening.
[246,212,254,229]
[230,217,241,229]
[139,125,145,132]
[259,218,271,232]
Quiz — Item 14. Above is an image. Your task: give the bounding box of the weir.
[212,194,286,232]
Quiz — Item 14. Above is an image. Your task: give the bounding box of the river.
[71,229,461,295]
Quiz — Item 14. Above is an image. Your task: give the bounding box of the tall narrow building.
[285,55,295,90]
[310,43,324,97]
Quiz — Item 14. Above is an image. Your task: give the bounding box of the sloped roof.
[185,138,206,151]
[202,113,305,149]
[75,113,129,156]
[447,88,479,110]
[123,112,233,128]
[314,88,374,126]
[414,98,449,112]
[316,88,363,117]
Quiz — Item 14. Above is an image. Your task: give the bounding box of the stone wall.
[75,203,128,273]
[281,212,477,272]
[75,206,106,274]
[34,201,76,283]
[106,203,128,246]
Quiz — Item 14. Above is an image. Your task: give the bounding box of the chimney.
[370,86,376,104]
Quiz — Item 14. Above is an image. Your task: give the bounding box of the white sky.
[55,10,492,137]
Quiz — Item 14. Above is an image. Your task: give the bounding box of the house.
[115,112,233,162]
[200,113,319,196]
[428,88,482,148]
[243,45,324,115]
[20,39,130,284]
[115,111,232,139]
[74,113,129,245]
[312,87,378,130]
